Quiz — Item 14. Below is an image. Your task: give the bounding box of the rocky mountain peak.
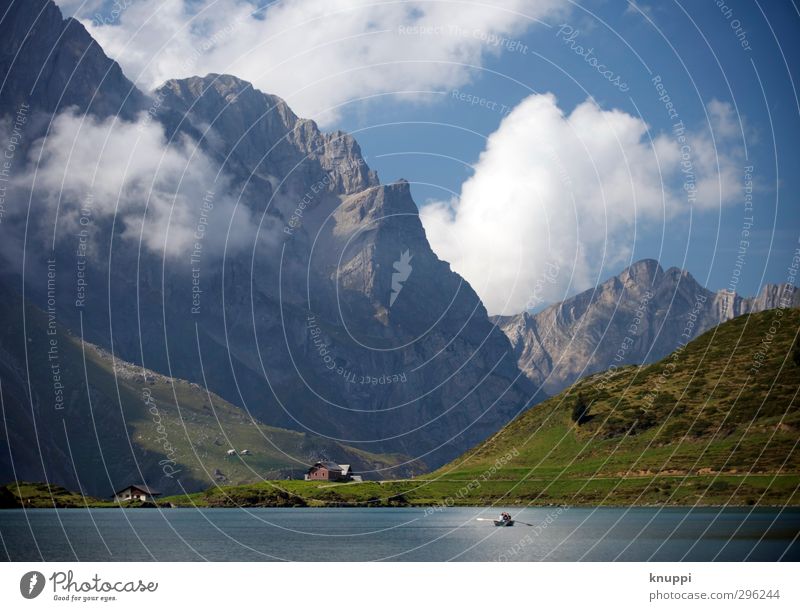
[336,179,416,221]
[155,73,378,199]
[618,258,664,288]
[162,73,298,124]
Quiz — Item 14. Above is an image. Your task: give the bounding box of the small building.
[304,461,358,482]
[113,484,161,503]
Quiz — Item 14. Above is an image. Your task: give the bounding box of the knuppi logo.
[20,571,45,599]
[390,250,413,307]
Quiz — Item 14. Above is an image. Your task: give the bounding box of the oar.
[477,516,538,526]
[477,517,524,524]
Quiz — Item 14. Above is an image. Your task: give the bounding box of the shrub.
[571,394,590,425]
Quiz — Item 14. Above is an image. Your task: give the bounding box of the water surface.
[1,507,797,561]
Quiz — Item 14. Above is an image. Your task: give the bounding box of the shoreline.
[3,502,798,510]
[5,475,799,510]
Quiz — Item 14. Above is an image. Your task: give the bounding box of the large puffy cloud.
[15,110,257,258]
[420,94,743,315]
[58,0,567,125]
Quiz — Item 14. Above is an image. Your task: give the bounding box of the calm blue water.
[1,507,797,561]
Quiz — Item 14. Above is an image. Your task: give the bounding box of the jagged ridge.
[494,259,799,394]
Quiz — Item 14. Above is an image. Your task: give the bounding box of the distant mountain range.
[493,259,799,395]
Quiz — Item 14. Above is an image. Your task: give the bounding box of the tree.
[571,394,590,425]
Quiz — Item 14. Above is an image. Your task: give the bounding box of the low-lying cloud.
[420,94,743,315]
[14,110,256,260]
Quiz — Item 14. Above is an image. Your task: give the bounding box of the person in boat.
[500,512,511,522]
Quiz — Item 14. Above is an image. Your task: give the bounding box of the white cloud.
[60,0,567,125]
[624,1,656,20]
[420,94,743,315]
[18,110,257,258]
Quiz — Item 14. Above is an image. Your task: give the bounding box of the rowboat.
[476,516,516,527]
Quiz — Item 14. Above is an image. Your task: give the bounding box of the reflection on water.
[1,507,797,561]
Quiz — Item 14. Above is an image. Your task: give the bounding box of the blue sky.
[338,1,800,303]
[61,0,800,312]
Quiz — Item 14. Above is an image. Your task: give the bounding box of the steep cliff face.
[142,75,535,465]
[494,259,800,395]
[745,283,800,312]
[0,0,146,119]
[0,4,536,471]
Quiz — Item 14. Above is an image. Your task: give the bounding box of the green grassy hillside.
[0,481,114,508]
[0,290,421,498]
[162,308,800,507]
[421,307,800,506]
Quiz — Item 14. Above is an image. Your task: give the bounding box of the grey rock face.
[146,76,535,465]
[0,3,537,471]
[744,283,800,312]
[493,259,799,395]
[155,74,378,200]
[0,0,146,119]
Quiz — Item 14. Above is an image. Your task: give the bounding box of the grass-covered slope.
[0,481,114,508]
[163,308,799,507]
[0,290,421,498]
[426,307,800,505]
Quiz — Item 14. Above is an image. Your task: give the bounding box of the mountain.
[493,259,800,395]
[0,282,420,497]
[119,73,535,466]
[0,0,536,470]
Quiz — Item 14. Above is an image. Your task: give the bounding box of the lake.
[1,507,798,561]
